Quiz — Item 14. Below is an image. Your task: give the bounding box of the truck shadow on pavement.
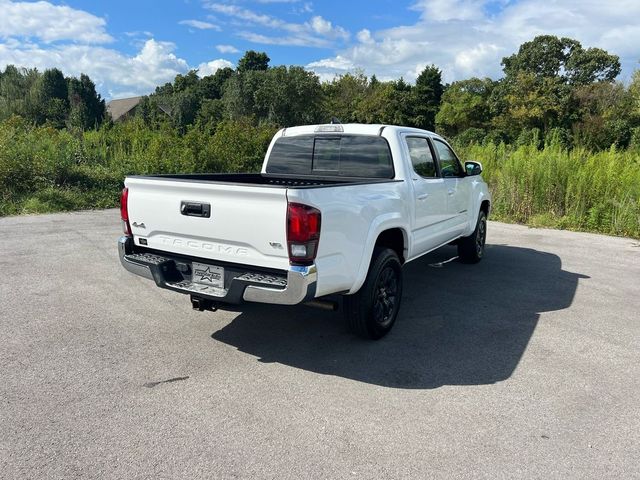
[211,244,588,389]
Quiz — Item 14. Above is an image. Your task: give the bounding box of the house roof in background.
[106,96,142,121]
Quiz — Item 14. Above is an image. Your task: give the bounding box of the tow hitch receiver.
[191,296,218,312]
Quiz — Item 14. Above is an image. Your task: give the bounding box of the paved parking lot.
[1,210,639,479]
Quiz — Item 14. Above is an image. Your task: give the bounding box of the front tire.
[343,247,403,340]
[458,210,487,264]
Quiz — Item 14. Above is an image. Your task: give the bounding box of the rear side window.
[266,134,394,178]
[406,137,437,178]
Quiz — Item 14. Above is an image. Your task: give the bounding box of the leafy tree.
[436,77,496,137]
[321,72,370,123]
[254,66,323,126]
[173,70,200,93]
[629,69,640,117]
[411,65,443,131]
[386,78,414,126]
[222,69,268,120]
[169,90,200,131]
[493,35,621,141]
[196,98,225,129]
[356,80,395,124]
[237,51,270,72]
[502,35,620,85]
[0,66,43,122]
[565,47,621,85]
[454,127,487,146]
[154,81,174,96]
[67,74,105,130]
[41,68,68,102]
[199,67,234,100]
[572,81,635,149]
[491,73,572,137]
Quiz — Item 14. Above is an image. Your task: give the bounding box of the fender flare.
[464,191,491,237]
[348,213,409,294]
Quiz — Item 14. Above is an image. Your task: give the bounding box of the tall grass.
[1,117,639,238]
[459,141,640,237]
[0,117,277,216]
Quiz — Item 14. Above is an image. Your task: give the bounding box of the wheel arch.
[374,228,407,264]
[349,224,408,294]
[480,199,490,217]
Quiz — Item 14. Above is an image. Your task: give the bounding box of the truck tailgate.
[125,177,290,270]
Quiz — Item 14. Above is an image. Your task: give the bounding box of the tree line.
[0,65,105,130]
[2,35,637,151]
[136,35,639,151]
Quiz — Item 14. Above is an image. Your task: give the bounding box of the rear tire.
[458,210,487,264]
[343,247,403,340]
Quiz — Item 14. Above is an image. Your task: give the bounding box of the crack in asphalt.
[143,376,190,388]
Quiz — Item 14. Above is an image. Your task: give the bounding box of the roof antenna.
[330,117,341,124]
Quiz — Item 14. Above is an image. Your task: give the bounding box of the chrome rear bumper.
[118,236,316,305]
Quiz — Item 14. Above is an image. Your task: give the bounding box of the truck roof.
[280,123,442,140]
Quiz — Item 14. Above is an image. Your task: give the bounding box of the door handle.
[447,189,455,196]
[180,201,211,218]
[417,193,429,200]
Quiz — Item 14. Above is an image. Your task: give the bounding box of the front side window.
[433,139,464,177]
[406,137,437,178]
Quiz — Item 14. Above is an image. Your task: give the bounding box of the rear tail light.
[287,202,321,265]
[120,187,132,236]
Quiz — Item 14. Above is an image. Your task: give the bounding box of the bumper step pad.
[165,280,227,297]
[124,252,170,266]
[236,272,287,287]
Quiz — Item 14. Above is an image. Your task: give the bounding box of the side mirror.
[465,161,483,176]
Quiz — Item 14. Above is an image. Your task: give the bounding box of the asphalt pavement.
[1,209,639,479]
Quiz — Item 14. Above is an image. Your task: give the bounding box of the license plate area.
[192,262,224,289]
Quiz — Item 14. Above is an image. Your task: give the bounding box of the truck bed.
[129,173,398,189]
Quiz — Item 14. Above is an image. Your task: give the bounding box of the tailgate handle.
[181,201,211,218]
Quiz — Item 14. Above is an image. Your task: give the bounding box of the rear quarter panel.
[288,181,410,296]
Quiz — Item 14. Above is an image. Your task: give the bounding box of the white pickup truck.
[118,123,490,339]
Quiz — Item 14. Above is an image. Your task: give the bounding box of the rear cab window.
[266,134,394,179]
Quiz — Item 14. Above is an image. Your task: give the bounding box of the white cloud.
[216,44,240,54]
[307,56,355,71]
[299,2,313,14]
[306,0,640,84]
[411,0,487,22]
[205,3,349,47]
[206,3,283,29]
[197,58,234,76]
[179,19,221,31]
[0,0,112,43]
[356,29,374,44]
[454,43,502,76]
[309,16,348,40]
[124,31,154,38]
[238,31,327,48]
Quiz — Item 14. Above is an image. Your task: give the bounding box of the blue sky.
[1,0,638,99]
